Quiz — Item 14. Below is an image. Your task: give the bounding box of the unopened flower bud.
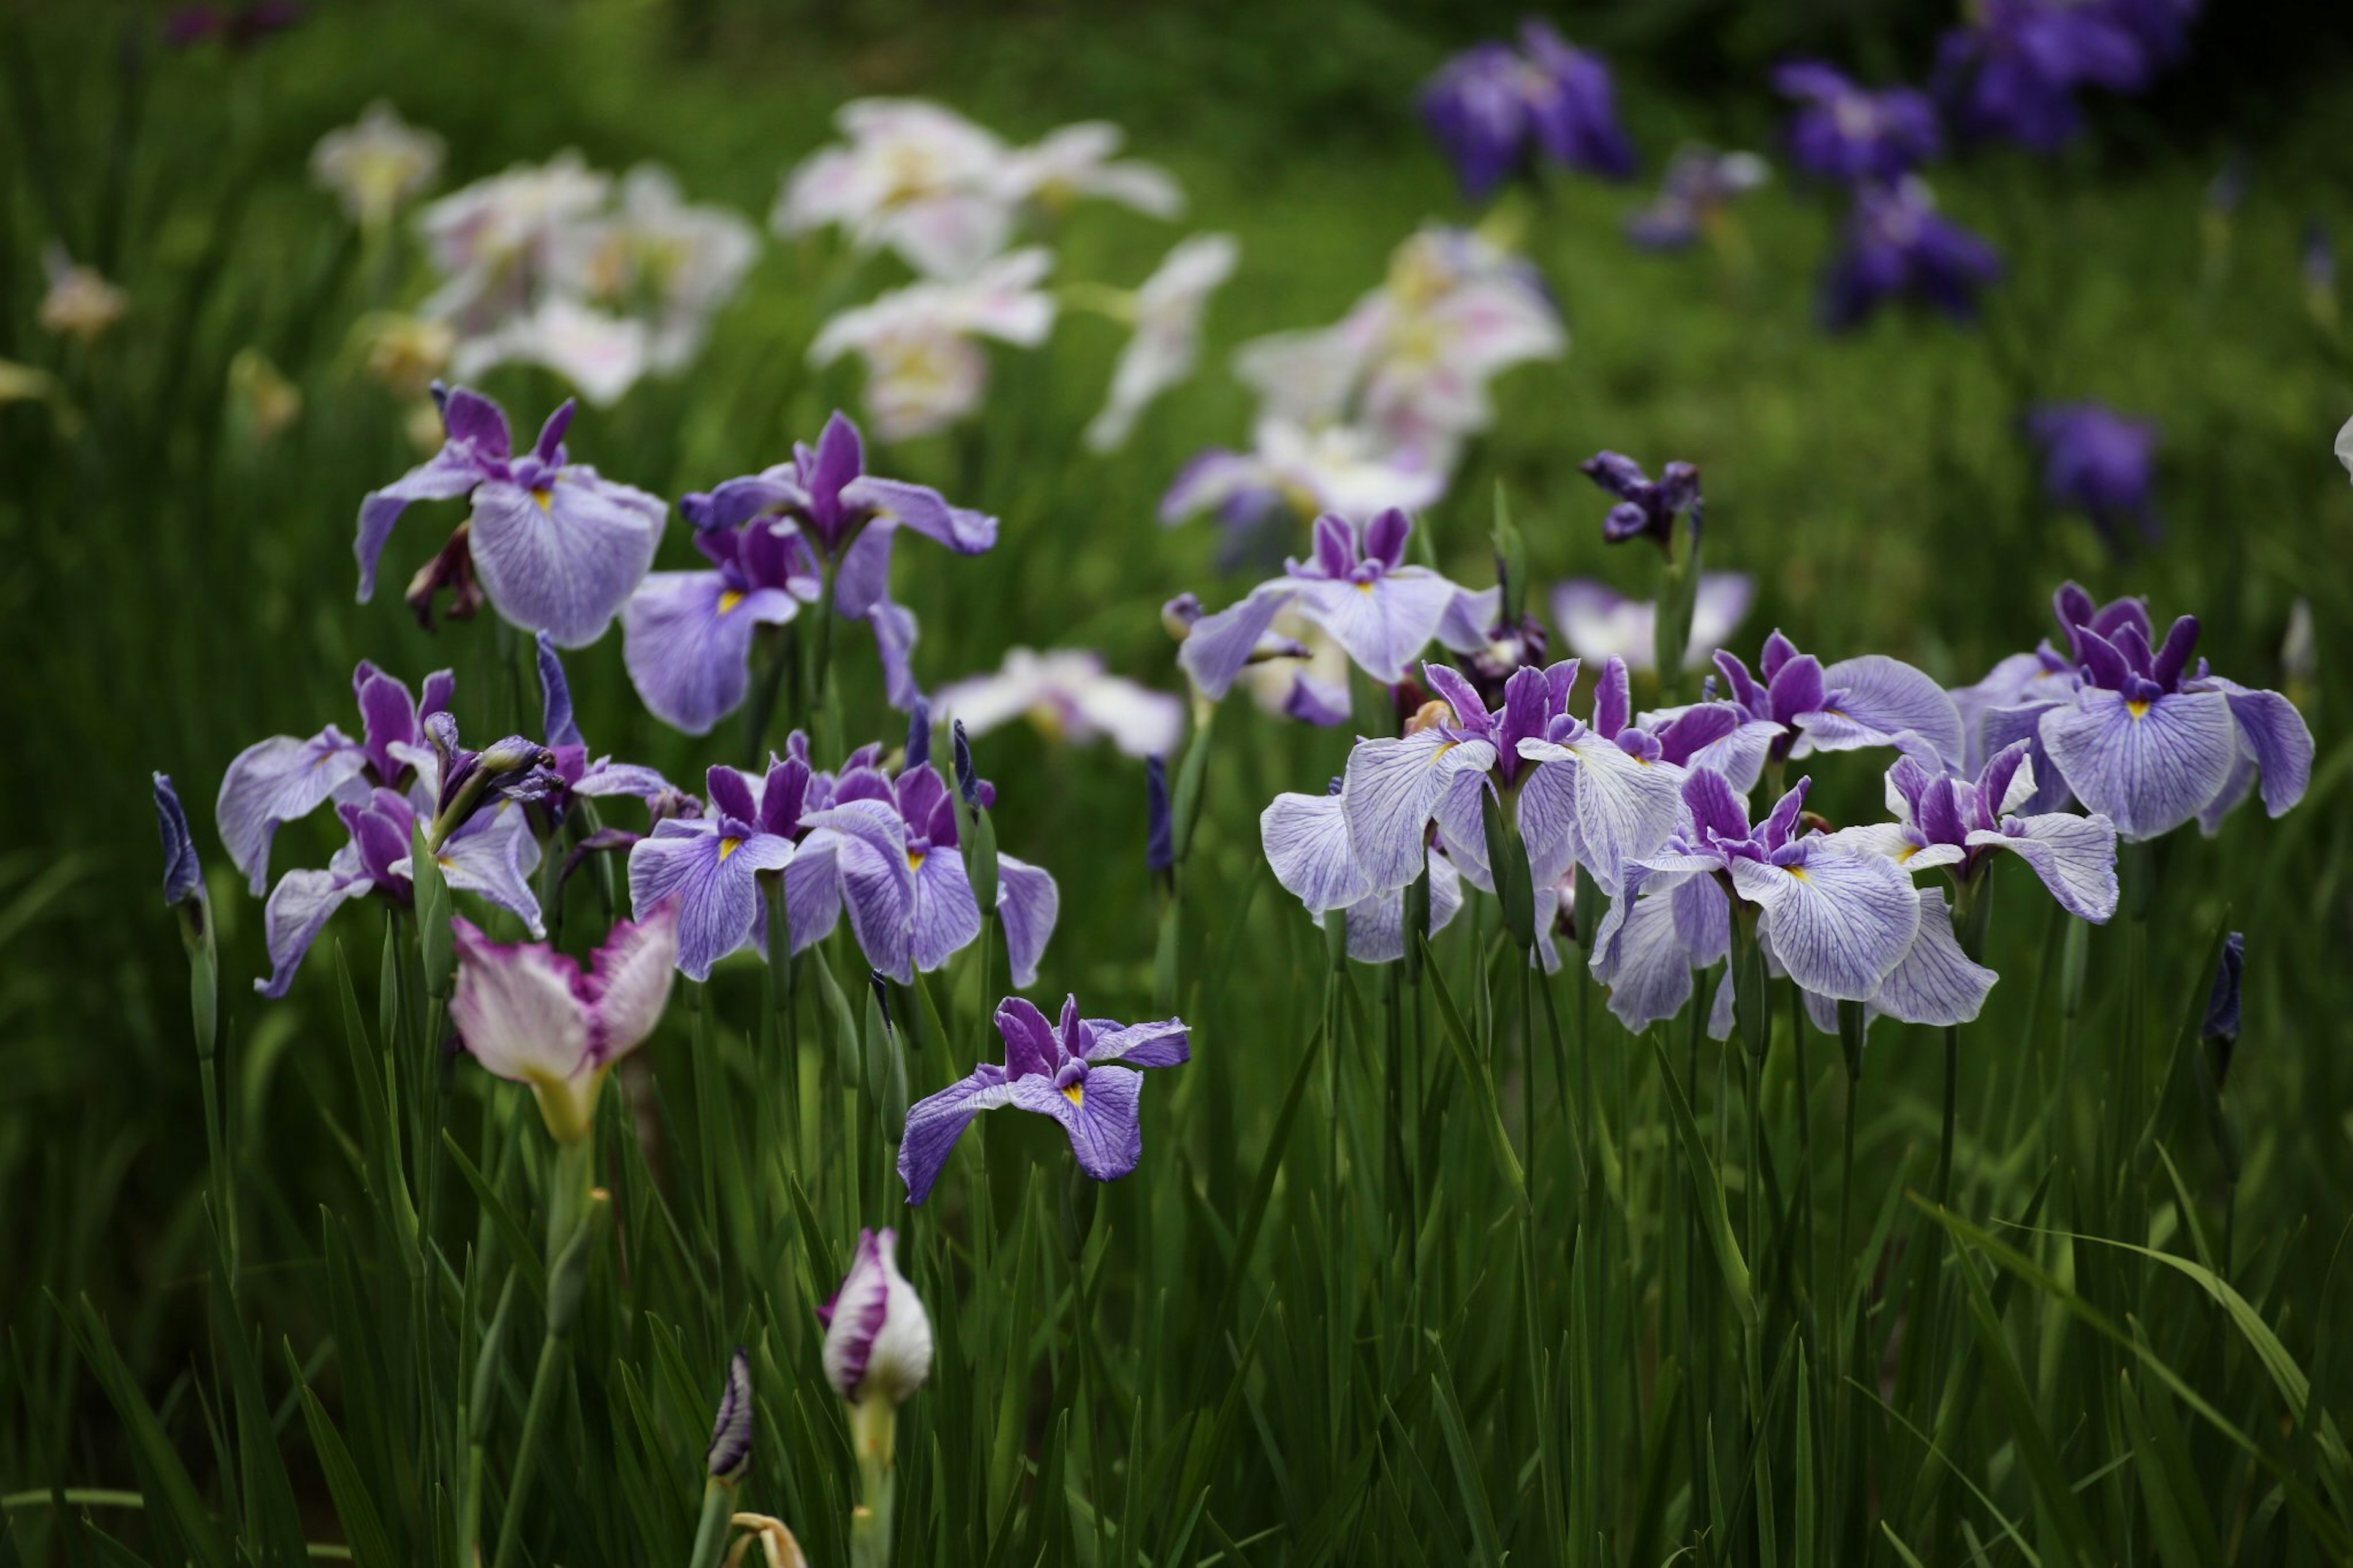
[706,1347,755,1481]
[819,1228,933,1409]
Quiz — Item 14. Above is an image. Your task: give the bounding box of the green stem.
[490,1331,570,1568]
[684,1479,735,1568]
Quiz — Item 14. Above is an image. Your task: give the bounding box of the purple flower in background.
[1933,0,2191,153]
[2202,930,2243,1051]
[1822,178,2001,330]
[163,0,302,50]
[2024,586,2311,839]
[1580,452,1700,550]
[449,898,679,1142]
[1624,147,1771,252]
[2027,403,2161,543]
[1713,630,1965,768]
[215,661,455,895]
[357,385,666,647]
[898,995,1189,1204]
[1773,63,1942,183]
[627,734,1057,984]
[819,1229,933,1406]
[1178,510,1476,700]
[1824,741,2120,922]
[154,773,205,911]
[648,412,998,715]
[1552,573,1754,673]
[1421,21,1635,200]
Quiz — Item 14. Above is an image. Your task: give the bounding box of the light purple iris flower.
[1261,778,1469,964]
[2026,403,2160,544]
[1821,178,2002,331]
[1773,62,1942,183]
[1969,583,2313,841]
[1822,741,2120,922]
[357,385,666,647]
[216,661,456,896]
[819,1228,932,1406]
[1624,147,1770,252]
[257,781,541,999]
[1178,510,1479,700]
[1551,573,1755,673]
[638,411,998,716]
[1420,22,1635,200]
[1609,770,1983,1032]
[1933,0,2187,154]
[626,733,1057,984]
[898,995,1189,1205]
[1713,630,1965,769]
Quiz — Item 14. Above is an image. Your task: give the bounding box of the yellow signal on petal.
[718,837,743,862]
[2127,699,2151,718]
[718,589,745,614]
[1061,1082,1085,1107]
[531,486,554,513]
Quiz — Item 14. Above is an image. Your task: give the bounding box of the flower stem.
[684,1479,735,1568]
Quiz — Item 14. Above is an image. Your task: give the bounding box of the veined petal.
[2218,684,2314,819]
[1516,756,1581,889]
[256,863,371,998]
[1296,569,1461,686]
[1590,888,1697,1034]
[355,446,482,602]
[1261,791,1373,915]
[627,822,787,981]
[1013,1069,1146,1184]
[1969,812,2118,922]
[1343,730,1498,890]
[1811,655,1965,763]
[622,572,800,737]
[898,1069,1022,1205]
[1732,848,1919,1001]
[803,800,916,982]
[2039,687,2236,841]
[582,898,681,1062]
[1329,844,1465,962]
[1084,1018,1191,1069]
[1517,736,1681,898]
[1177,581,1297,700]
[469,474,665,648]
[995,853,1059,988]
[437,805,548,938]
[784,839,845,954]
[1869,889,1996,1026]
[217,729,370,895]
[1672,872,1731,967]
[910,846,984,973]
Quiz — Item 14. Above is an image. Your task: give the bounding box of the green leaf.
[1650,1037,1756,1329]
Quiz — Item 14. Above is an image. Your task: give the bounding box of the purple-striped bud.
[818,1229,933,1406]
[154,772,204,911]
[706,1347,754,1479]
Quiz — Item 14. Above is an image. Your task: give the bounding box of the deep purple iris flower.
[1933,0,2192,153]
[1960,584,2312,841]
[1178,510,1479,701]
[1773,62,1943,183]
[1713,630,1965,768]
[155,773,204,910]
[628,412,997,723]
[1824,740,2120,923]
[1822,178,2003,330]
[898,995,1190,1205]
[360,385,665,646]
[625,732,1057,984]
[1580,451,1700,550]
[1421,21,1635,200]
[2026,403,2161,543]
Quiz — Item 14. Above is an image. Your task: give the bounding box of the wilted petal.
[1869,889,1996,1026]
[1969,812,2118,922]
[468,474,665,648]
[217,729,370,895]
[1731,848,1919,1001]
[1344,730,1498,890]
[993,853,1058,988]
[1261,791,1372,914]
[623,572,801,736]
[2039,687,2236,841]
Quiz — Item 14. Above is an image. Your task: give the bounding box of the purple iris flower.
[1261,776,1470,964]
[154,773,204,910]
[1421,21,1635,200]
[1969,584,2313,841]
[357,385,667,648]
[1932,0,2185,153]
[1713,630,1965,768]
[2026,403,2160,543]
[626,733,1057,984]
[1618,770,1984,1028]
[1822,741,2120,923]
[1178,510,1479,701]
[1821,178,2002,331]
[636,412,998,718]
[1773,62,1942,183]
[898,995,1190,1205]
[1580,452,1700,550]
[1624,147,1770,252]
[532,632,676,817]
[215,661,456,896]
[257,781,540,999]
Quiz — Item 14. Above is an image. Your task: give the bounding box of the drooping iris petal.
[623,573,804,735]
[1325,846,1466,963]
[897,1068,1023,1205]
[1261,791,1374,914]
[468,474,666,647]
[1343,730,1499,890]
[1804,655,1965,763]
[1589,884,1697,1033]
[217,729,369,895]
[1517,734,1681,896]
[2213,683,2314,819]
[1729,848,1919,1001]
[1968,812,2120,922]
[627,821,793,980]
[1177,581,1297,700]
[841,475,998,555]
[434,803,548,937]
[1083,1018,1192,1069]
[1012,1069,1146,1183]
[995,853,1058,989]
[801,801,917,981]
[2039,687,2237,841]
[355,447,484,603]
[1294,572,1461,686]
[909,849,984,974]
[1868,889,1996,1026]
[256,860,371,998]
